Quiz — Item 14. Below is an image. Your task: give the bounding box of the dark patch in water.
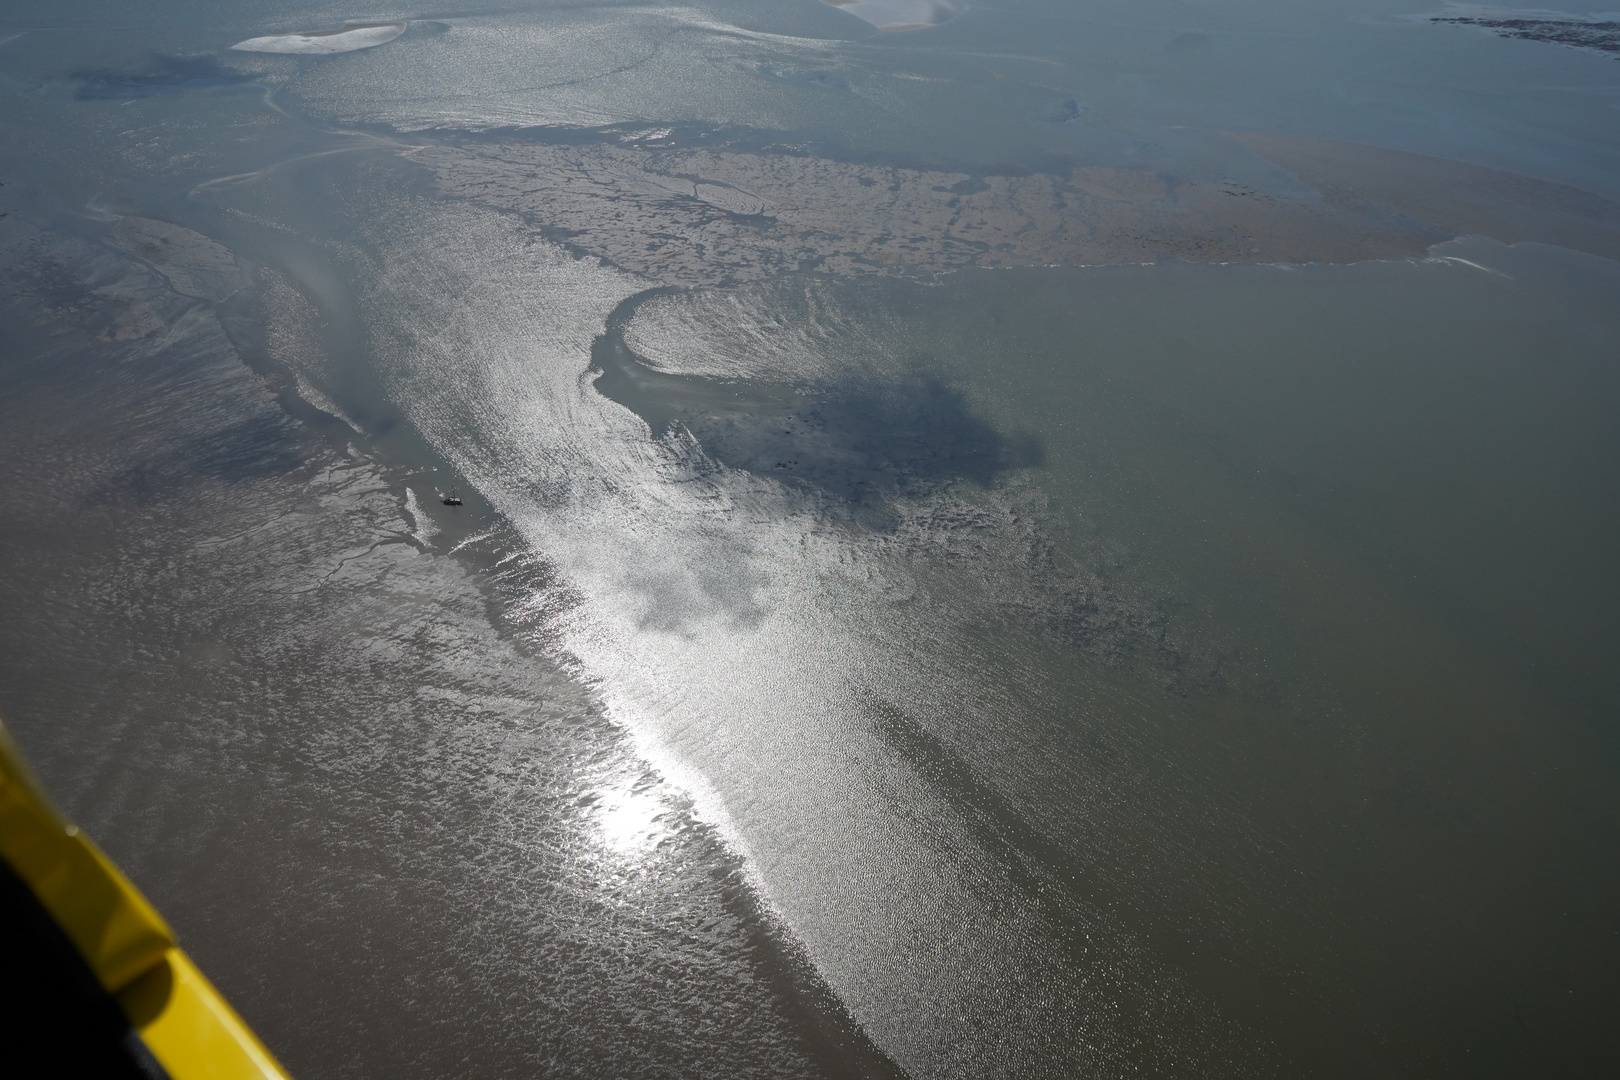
[1035,98,1086,123]
[865,695,1070,900]
[74,56,256,100]
[768,67,850,91]
[591,292,1043,506]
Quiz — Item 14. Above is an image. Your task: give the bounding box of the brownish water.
[2,2,1618,1077]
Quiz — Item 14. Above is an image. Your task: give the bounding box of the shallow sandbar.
[231,22,407,55]
[822,0,960,32]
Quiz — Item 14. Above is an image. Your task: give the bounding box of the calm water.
[1,2,1618,1077]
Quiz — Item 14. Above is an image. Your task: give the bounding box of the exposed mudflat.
[415,130,1620,285]
[1432,16,1620,58]
[106,217,245,302]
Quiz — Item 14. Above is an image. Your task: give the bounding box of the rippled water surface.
[2,2,1618,1078]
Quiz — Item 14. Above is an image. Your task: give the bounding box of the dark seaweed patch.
[74,56,256,100]
[1035,98,1086,123]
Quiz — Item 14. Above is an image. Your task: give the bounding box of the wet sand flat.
[416,132,1620,286]
[1228,131,1620,263]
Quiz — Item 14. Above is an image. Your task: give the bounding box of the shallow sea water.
[1,2,1618,1078]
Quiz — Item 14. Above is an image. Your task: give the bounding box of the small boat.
[441,489,463,506]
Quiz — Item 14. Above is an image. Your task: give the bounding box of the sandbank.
[411,130,1620,286]
[822,0,960,32]
[231,22,407,55]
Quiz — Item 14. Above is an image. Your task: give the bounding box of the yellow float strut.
[0,719,291,1080]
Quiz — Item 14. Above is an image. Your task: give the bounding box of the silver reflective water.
[0,2,1617,1078]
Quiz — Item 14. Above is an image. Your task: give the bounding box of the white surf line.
[293,373,365,433]
[188,136,423,197]
[403,487,441,543]
[190,70,427,199]
[1428,254,1512,277]
[447,529,498,555]
[258,83,294,120]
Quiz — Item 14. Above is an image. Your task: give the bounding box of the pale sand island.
[231,22,406,55]
[822,0,960,32]
[412,131,1620,286]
